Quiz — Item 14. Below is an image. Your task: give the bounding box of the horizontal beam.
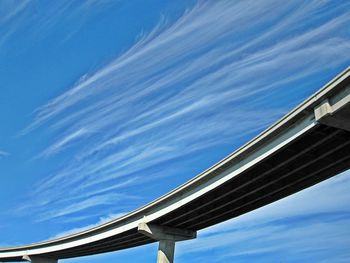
[22,255,57,263]
[138,222,196,241]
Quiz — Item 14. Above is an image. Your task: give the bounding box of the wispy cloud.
[36,193,136,222]
[50,212,125,239]
[0,0,31,24]
[15,0,350,228]
[0,151,9,158]
[38,128,91,158]
[0,0,121,52]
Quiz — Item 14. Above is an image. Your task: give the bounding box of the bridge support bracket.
[314,86,350,132]
[138,222,196,263]
[22,255,57,263]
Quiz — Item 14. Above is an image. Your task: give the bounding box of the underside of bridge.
[37,124,350,260]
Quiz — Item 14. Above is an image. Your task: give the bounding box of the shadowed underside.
[1,67,350,262]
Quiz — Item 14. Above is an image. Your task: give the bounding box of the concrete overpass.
[1,67,350,263]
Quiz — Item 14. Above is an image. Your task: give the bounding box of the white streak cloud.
[0,151,9,158]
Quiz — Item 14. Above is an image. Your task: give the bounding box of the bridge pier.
[138,222,196,263]
[157,239,175,263]
[22,255,57,263]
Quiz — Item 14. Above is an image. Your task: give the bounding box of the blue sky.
[0,0,350,262]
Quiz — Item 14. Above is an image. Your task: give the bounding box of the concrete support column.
[22,255,57,263]
[138,222,196,263]
[158,239,175,263]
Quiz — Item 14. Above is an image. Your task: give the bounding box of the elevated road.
[1,67,350,263]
